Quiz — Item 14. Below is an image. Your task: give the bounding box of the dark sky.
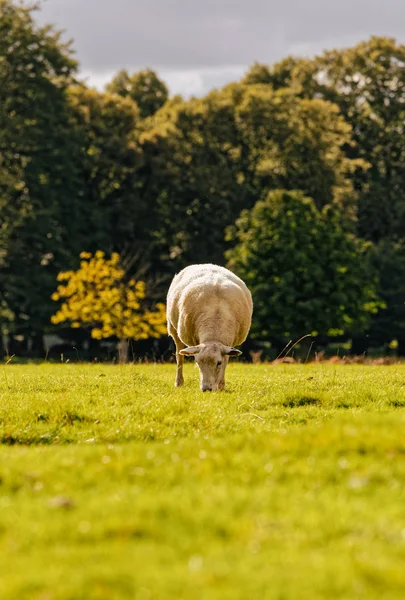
[37,0,405,95]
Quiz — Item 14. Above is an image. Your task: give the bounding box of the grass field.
[1,362,405,600]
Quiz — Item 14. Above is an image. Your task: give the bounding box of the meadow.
[1,361,405,600]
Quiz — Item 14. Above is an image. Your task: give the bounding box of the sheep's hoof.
[175,379,184,387]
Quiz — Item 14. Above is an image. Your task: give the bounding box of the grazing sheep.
[166,264,253,391]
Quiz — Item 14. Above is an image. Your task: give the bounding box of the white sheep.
[166,263,253,391]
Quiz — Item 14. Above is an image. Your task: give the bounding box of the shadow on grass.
[0,434,59,446]
[390,399,405,408]
[282,396,320,408]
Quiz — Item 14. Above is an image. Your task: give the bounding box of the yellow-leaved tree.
[51,251,167,363]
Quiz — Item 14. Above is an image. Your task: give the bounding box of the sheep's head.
[179,342,241,391]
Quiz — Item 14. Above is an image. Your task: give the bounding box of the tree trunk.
[397,337,405,358]
[117,338,129,364]
[350,335,369,356]
[31,332,45,357]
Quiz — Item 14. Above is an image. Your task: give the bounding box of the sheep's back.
[167,264,252,346]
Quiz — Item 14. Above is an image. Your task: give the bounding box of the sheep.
[166,263,253,391]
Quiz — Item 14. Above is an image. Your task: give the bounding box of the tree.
[244,38,405,351]
[304,39,405,351]
[107,68,169,119]
[245,37,405,242]
[368,240,405,353]
[315,38,405,243]
[139,91,257,276]
[0,0,83,351]
[139,83,357,279]
[68,85,155,256]
[51,251,167,363]
[243,56,317,96]
[232,84,359,213]
[226,190,380,342]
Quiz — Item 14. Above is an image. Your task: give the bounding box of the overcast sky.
[37,0,405,97]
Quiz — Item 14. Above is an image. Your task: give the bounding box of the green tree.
[232,84,359,212]
[139,91,257,275]
[245,37,405,241]
[368,241,405,352]
[226,190,379,341]
[107,68,169,119]
[244,37,405,350]
[140,83,357,278]
[68,85,155,258]
[307,38,405,350]
[0,0,82,351]
[51,251,167,363]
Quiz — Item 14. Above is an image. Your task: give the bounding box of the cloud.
[38,0,405,96]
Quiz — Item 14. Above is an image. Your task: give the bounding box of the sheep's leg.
[169,325,185,387]
[174,337,185,387]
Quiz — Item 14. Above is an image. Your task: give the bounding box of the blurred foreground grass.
[1,363,405,599]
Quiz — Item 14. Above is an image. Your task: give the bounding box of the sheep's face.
[180,342,241,391]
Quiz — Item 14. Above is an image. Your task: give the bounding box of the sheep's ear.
[179,346,201,356]
[223,346,242,357]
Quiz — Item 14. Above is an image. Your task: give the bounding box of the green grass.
[1,362,405,599]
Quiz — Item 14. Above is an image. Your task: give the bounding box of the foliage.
[246,37,405,244]
[0,2,403,353]
[139,91,257,272]
[232,84,359,212]
[140,83,357,275]
[0,0,82,339]
[1,363,405,599]
[226,190,380,339]
[243,38,405,346]
[51,251,166,341]
[107,68,169,118]
[311,37,405,244]
[68,85,155,258]
[369,240,405,347]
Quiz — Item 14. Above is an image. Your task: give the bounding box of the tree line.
[1,0,405,359]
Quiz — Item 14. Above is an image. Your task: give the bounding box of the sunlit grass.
[1,363,405,599]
